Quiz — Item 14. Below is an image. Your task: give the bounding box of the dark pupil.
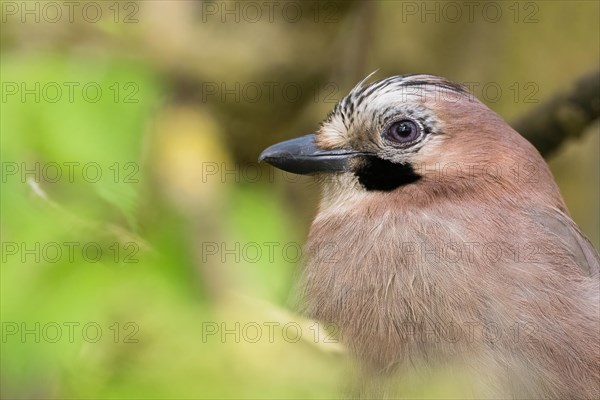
[396,123,412,137]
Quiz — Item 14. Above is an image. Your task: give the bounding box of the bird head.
[260,74,565,213]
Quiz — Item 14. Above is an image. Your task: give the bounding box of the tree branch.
[512,70,600,157]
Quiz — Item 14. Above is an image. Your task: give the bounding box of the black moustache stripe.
[355,156,422,192]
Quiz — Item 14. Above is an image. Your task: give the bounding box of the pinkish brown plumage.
[260,74,599,398]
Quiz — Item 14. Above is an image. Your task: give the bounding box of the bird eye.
[385,120,420,144]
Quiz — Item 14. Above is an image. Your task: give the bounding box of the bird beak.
[259,134,366,175]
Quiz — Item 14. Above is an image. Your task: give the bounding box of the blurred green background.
[1,1,598,399]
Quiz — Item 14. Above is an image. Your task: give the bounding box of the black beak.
[259,134,366,175]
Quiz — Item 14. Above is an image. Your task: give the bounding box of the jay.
[260,74,599,399]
